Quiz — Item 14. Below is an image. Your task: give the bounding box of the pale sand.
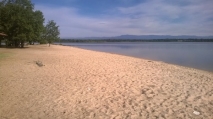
[0,45,213,119]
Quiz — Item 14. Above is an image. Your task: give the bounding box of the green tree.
[0,0,59,47]
[0,0,46,47]
[44,20,60,46]
[30,10,45,45]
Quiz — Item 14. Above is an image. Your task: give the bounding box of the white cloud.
[35,0,213,38]
[116,0,213,36]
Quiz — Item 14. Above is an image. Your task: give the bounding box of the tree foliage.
[43,20,60,46]
[0,0,51,48]
[30,10,45,44]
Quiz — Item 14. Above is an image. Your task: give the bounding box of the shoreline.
[60,44,213,73]
[0,45,213,118]
[58,43,213,73]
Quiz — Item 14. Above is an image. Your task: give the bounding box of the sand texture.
[0,45,213,119]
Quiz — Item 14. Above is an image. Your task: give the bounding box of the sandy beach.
[0,45,213,119]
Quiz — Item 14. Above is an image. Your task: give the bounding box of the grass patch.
[0,53,11,59]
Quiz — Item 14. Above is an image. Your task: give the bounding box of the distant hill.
[86,35,213,39]
[64,35,213,39]
[114,35,213,39]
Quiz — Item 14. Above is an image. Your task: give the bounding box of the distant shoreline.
[59,38,213,43]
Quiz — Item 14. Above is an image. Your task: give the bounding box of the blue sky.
[32,0,213,38]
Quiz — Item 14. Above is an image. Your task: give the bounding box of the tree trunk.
[15,40,18,47]
[49,43,50,47]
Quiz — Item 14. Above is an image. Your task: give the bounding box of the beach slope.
[0,45,213,119]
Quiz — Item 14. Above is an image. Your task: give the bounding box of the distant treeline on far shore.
[59,39,213,43]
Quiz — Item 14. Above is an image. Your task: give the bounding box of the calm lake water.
[61,42,213,72]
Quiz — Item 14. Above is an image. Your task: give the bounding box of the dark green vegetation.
[60,39,213,43]
[0,0,60,48]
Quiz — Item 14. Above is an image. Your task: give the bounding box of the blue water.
[60,42,213,72]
